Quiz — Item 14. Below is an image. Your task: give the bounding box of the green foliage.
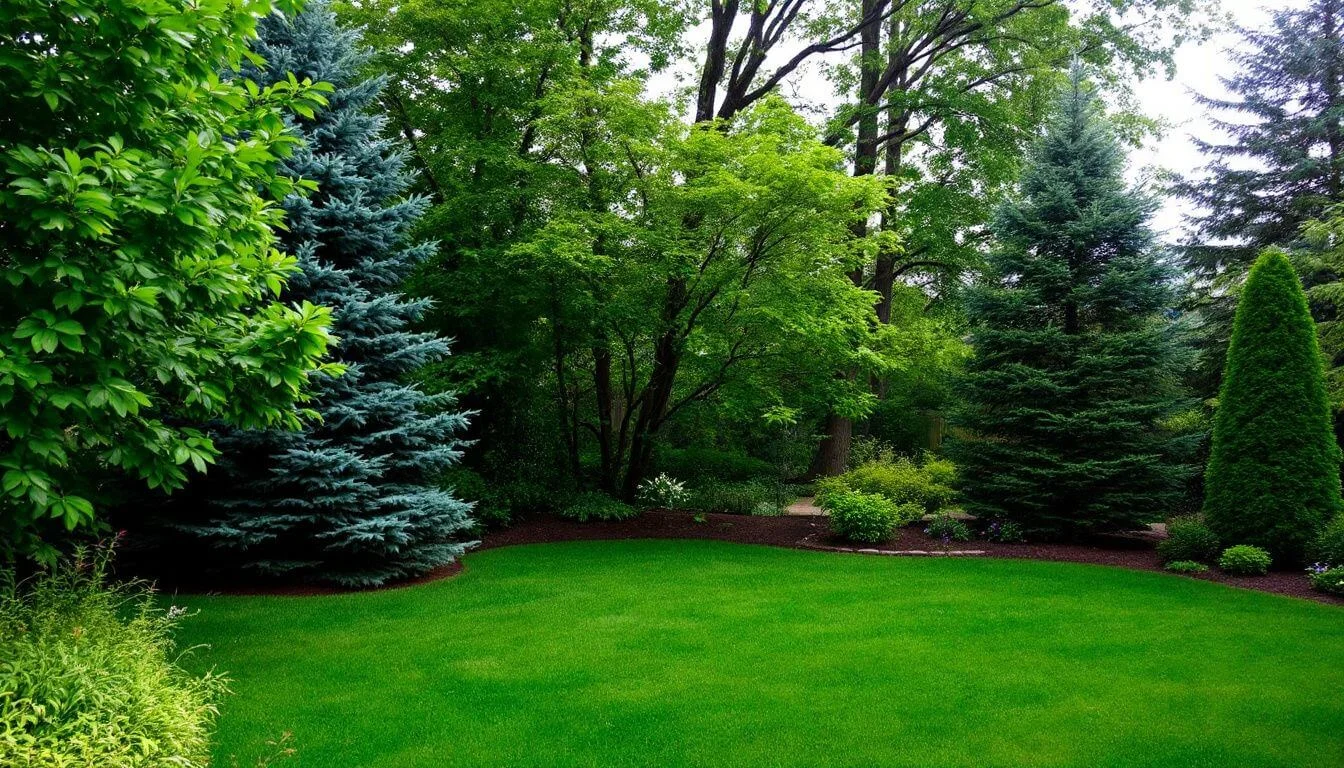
[951,63,1194,539]
[1203,250,1342,562]
[1308,565,1344,596]
[823,491,906,544]
[560,493,638,523]
[984,519,1027,543]
[0,544,228,766]
[1219,545,1272,577]
[751,501,784,517]
[655,447,776,483]
[0,0,339,559]
[165,5,474,588]
[1164,560,1210,574]
[637,474,690,509]
[816,457,956,514]
[1157,516,1221,565]
[925,513,972,543]
[687,479,793,516]
[1309,516,1344,567]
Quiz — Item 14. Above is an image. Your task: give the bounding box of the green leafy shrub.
[1308,565,1344,596]
[752,501,785,517]
[1157,516,1221,564]
[637,474,690,509]
[1308,516,1344,566]
[687,479,792,515]
[1219,545,1272,576]
[1164,560,1210,574]
[925,513,972,542]
[824,491,903,543]
[847,436,899,469]
[655,447,776,482]
[560,493,638,522]
[984,519,1026,543]
[0,0,339,559]
[920,456,958,488]
[0,544,229,767]
[1203,250,1343,562]
[817,457,957,514]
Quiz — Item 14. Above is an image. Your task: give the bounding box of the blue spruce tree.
[178,4,474,586]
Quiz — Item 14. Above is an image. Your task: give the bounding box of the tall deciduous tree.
[1203,250,1342,563]
[0,0,337,561]
[171,5,474,587]
[951,64,1193,538]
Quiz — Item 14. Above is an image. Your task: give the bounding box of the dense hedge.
[1203,250,1343,562]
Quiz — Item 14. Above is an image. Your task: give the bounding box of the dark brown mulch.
[476,509,1343,606]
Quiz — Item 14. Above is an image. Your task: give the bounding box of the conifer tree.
[1203,250,1342,563]
[173,4,474,586]
[1178,0,1344,397]
[951,64,1192,539]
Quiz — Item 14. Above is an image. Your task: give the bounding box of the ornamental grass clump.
[0,543,228,767]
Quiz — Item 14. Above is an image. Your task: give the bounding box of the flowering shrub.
[1307,564,1344,596]
[637,473,690,509]
[1219,545,1272,576]
[1164,560,1209,574]
[925,513,972,543]
[0,542,228,767]
[984,519,1026,543]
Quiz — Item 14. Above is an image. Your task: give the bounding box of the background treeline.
[11,0,1344,588]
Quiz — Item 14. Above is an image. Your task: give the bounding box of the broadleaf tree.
[0,0,338,561]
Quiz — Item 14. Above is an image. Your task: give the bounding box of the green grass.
[175,540,1344,767]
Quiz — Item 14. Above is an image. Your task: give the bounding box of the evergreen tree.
[1178,0,1344,397]
[950,64,1193,539]
[1203,250,1342,563]
[174,4,474,587]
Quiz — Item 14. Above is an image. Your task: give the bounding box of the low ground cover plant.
[925,513,972,542]
[1307,564,1344,596]
[1219,545,1272,576]
[561,493,638,522]
[0,544,228,767]
[983,519,1026,543]
[1157,516,1221,564]
[687,479,794,515]
[1164,560,1210,574]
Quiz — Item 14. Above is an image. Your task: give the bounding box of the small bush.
[560,493,638,522]
[655,447,776,482]
[1307,564,1344,596]
[1164,560,1210,574]
[752,500,784,517]
[1308,516,1344,566]
[0,544,228,767]
[824,492,900,543]
[687,479,791,515]
[984,519,1026,543]
[847,436,899,469]
[1157,516,1221,564]
[637,473,690,509]
[925,513,972,542]
[1219,545,1272,576]
[818,457,957,514]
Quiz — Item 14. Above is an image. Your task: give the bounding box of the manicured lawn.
[177,540,1344,767]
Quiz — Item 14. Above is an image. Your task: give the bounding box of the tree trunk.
[812,0,882,477]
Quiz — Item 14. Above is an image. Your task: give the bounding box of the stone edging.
[799,534,985,556]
